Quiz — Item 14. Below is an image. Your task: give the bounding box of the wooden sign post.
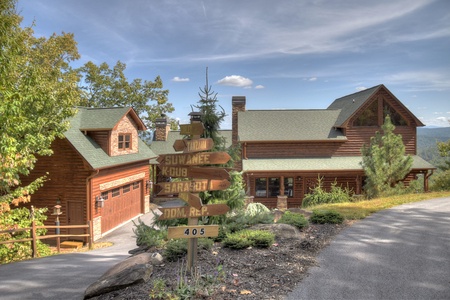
[156,113,231,270]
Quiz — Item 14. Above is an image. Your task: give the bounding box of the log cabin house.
[151,84,435,209]
[233,84,435,208]
[21,107,156,241]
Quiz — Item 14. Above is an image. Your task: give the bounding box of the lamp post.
[52,205,63,251]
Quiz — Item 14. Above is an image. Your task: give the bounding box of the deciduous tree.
[361,115,413,198]
[0,0,80,212]
[77,61,174,136]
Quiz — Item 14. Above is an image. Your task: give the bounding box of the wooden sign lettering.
[168,225,219,239]
[159,166,230,180]
[157,152,231,166]
[158,203,230,220]
[173,138,214,153]
[178,192,202,210]
[157,179,230,195]
[180,123,204,136]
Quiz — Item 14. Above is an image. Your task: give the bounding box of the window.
[101,191,109,200]
[255,177,294,198]
[255,178,267,197]
[383,101,407,126]
[284,177,294,197]
[123,184,130,193]
[354,100,378,126]
[133,181,140,190]
[112,188,120,197]
[118,133,131,150]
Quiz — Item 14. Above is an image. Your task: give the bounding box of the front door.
[67,201,85,239]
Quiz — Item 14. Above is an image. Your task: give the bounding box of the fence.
[0,221,93,258]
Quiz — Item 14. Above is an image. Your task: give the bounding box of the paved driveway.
[286,197,450,300]
[0,201,184,300]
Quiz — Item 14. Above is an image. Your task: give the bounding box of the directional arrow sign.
[158,204,230,220]
[173,138,214,153]
[157,179,230,195]
[168,225,219,239]
[157,152,231,166]
[159,166,230,180]
[178,192,202,210]
[180,123,204,136]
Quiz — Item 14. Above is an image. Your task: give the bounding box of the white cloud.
[436,117,448,122]
[356,86,367,91]
[217,75,253,87]
[172,76,190,82]
[308,77,317,82]
[255,85,265,89]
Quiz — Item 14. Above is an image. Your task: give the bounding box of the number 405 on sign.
[168,225,219,239]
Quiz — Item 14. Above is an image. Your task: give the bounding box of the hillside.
[417,127,450,166]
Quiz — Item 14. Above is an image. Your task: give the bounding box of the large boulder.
[84,252,160,299]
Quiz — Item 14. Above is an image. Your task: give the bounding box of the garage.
[100,181,143,233]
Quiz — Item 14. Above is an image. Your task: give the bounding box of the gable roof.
[238,110,346,142]
[328,84,424,127]
[327,85,381,127]
[64,107,156,170]
[79,107,146,131]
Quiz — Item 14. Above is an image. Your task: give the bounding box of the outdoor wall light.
[95,195,105,208]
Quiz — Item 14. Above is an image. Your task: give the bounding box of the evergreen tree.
[193,67,226,151]
[361,115,413,198]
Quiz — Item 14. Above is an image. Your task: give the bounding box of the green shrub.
[132,217,167,248]
[223,229,275,249]
[278,211,309,229]
[163,239,187,261]
[302,178,352,208]
[163,238,213,261]
[0,207,51,264]
[245,202,270,217]
[310,210,344,224]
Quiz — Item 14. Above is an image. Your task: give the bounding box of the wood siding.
[88,131,110,155]
[20,138,90,235]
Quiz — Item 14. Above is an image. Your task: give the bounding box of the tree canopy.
[0,0,80,212]
[361,115,413,198]
[77,60,174,135]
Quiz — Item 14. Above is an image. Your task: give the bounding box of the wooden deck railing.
[0,221,93,258]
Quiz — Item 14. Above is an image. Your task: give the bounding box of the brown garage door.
[101,181,142,233]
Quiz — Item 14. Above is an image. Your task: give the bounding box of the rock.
[149,252,163,265]
[251,223,301,240]
[84,253,154,299]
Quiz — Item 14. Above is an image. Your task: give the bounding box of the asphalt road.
[286,197,450,300]
[0,201,184,300]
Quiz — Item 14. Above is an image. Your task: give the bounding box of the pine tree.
[361,115,413,198]
[193,67,226,151]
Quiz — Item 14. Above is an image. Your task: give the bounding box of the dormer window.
[118,133,131,150]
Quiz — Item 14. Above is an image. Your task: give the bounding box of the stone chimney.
[154,116,170,141]
[232,96,246,146]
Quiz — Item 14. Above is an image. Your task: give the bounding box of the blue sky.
[18,0,450,128]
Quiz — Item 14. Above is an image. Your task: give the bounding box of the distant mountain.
[417,127,450,166]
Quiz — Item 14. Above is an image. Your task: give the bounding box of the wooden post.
[31,221,37,258]
[88,221,93,250]
[187,217,198,270]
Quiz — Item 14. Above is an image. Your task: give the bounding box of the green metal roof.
[238,110,346,142]
[64,107,157,170]
[242,155,435,172]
